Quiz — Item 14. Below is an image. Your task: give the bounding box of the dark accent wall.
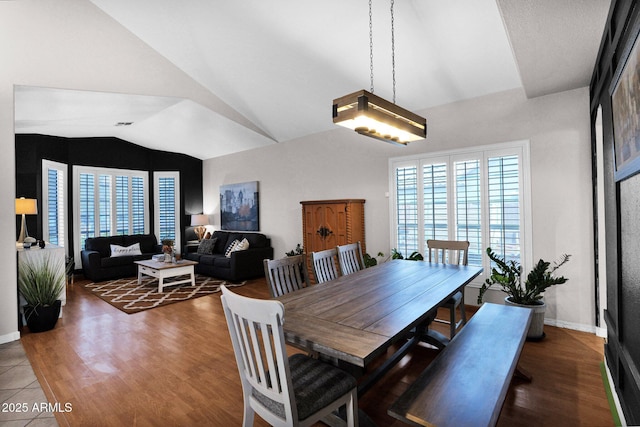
[590,0,640,423]
[15,134,203,259]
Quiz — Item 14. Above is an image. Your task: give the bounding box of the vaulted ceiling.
[14,0,611,160]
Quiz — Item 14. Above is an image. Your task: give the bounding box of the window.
[73,166,149,267]
[154,172,180,250]
[42,160,67,249]
[390,141,532,282]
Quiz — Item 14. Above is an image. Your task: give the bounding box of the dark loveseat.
[81,234,162,282]
[183,230,273,282]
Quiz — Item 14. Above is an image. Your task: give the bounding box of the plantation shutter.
[454,160,482,266]
[423,162,448,242]
[395,165,419,255]
[487,155,521,264]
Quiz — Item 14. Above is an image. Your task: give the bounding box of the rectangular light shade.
[190,214,209,226]
[332,90,427,145]
[15,198,38,215]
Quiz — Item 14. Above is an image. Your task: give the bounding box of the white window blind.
[42,160,67,249]
[454,159,482,266]
[395,165,419,255]
[423,162,448,242]
[132,176,145,235]
[154,172,180,250]
[390,141,532,282]
[487,155,521,264]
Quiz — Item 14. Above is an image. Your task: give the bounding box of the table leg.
[190,268,195,286]
[158,277,164,293]
[137,269,142,285]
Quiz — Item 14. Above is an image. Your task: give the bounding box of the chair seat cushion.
[252,353,356,421]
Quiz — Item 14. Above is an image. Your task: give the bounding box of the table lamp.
[16,197,38,244]
[191,214,209,241]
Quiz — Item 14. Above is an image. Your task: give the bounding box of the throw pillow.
[110,242,142,257]
[225,238,250,258]
[224,239,240,258]
[235,238,250,252]
[197,237,217,255]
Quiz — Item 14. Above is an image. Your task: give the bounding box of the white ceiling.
[14,0,611,160]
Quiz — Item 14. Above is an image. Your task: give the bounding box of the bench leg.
[514,364,532,382]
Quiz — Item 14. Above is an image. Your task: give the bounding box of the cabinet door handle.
[317,226,333,239]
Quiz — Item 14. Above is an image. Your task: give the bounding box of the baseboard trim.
[603,354,628,426]
[0,331,21,344]
[596,326,608,338]
[544,318,596,334]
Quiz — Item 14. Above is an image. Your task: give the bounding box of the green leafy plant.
[285,244,304,257]
[363,252,385,268]
[477,247,571,305]
[391,248,424,261]
[18,254,66,312]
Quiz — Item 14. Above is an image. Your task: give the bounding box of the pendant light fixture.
[332,0,426,145]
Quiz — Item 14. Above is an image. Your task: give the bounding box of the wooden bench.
[388,302,533,427]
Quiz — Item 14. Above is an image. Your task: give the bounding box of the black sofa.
[183,230,273,281]
[81,234,162,281]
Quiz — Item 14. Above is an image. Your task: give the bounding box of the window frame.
[72,165,150,268]
[389,140,533,286]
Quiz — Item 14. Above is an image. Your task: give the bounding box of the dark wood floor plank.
[19,277,613,427]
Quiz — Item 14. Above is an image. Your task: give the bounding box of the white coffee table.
[134,259,199,293]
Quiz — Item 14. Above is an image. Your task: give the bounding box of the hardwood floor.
[19,277,614,426]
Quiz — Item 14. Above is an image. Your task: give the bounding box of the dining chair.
[337,242,365,276]
[220,285,358,427]
[426,239,470,339]
[311,248,340,284]
[263,255,310,298]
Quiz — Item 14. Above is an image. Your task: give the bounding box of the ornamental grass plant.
[18,253,65,311]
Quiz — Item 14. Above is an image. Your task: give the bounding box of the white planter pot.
[504,297,546,340]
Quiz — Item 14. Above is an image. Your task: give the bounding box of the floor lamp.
[16,197,38,244]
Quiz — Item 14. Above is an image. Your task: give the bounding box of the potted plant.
[363,251,385,268]
[477,247,571,340]
[18,253,66,333]
[285,243,304,257]
[391,248,424,261]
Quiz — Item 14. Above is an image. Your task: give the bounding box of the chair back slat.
[264,255,309,297]
[221,287,297,422]
[426,240,470,266]
[337,242,365,275]
[311,248,340,284]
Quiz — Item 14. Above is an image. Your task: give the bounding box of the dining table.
[276,259,483,395]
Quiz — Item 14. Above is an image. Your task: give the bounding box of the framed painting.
[220,181,259,231]
[611,16,640,181]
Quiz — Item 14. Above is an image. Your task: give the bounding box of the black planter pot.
[23,300,61,333]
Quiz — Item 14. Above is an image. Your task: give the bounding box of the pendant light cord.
[369,0,374,93]
[370,0,397,103]
[390,0,396,104]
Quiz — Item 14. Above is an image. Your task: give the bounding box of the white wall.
[204,87,596,331]
[0,0,246,342]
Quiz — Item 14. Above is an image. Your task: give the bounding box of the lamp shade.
[15,198,38,215]
[333,90,427,145]
[190,214,209,227]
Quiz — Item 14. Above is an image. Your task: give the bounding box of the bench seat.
[388,302,532,427]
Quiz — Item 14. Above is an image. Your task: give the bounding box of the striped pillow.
[225,238,250,258]
[225,239,241,258]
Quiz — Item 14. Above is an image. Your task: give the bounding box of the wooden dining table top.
[277,259,483,368]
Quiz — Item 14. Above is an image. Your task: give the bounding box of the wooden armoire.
[300,199,366,255]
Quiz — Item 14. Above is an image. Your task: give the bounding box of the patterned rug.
[82,274,246,314]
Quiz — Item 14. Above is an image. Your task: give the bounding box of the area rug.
[82,274,246,314]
